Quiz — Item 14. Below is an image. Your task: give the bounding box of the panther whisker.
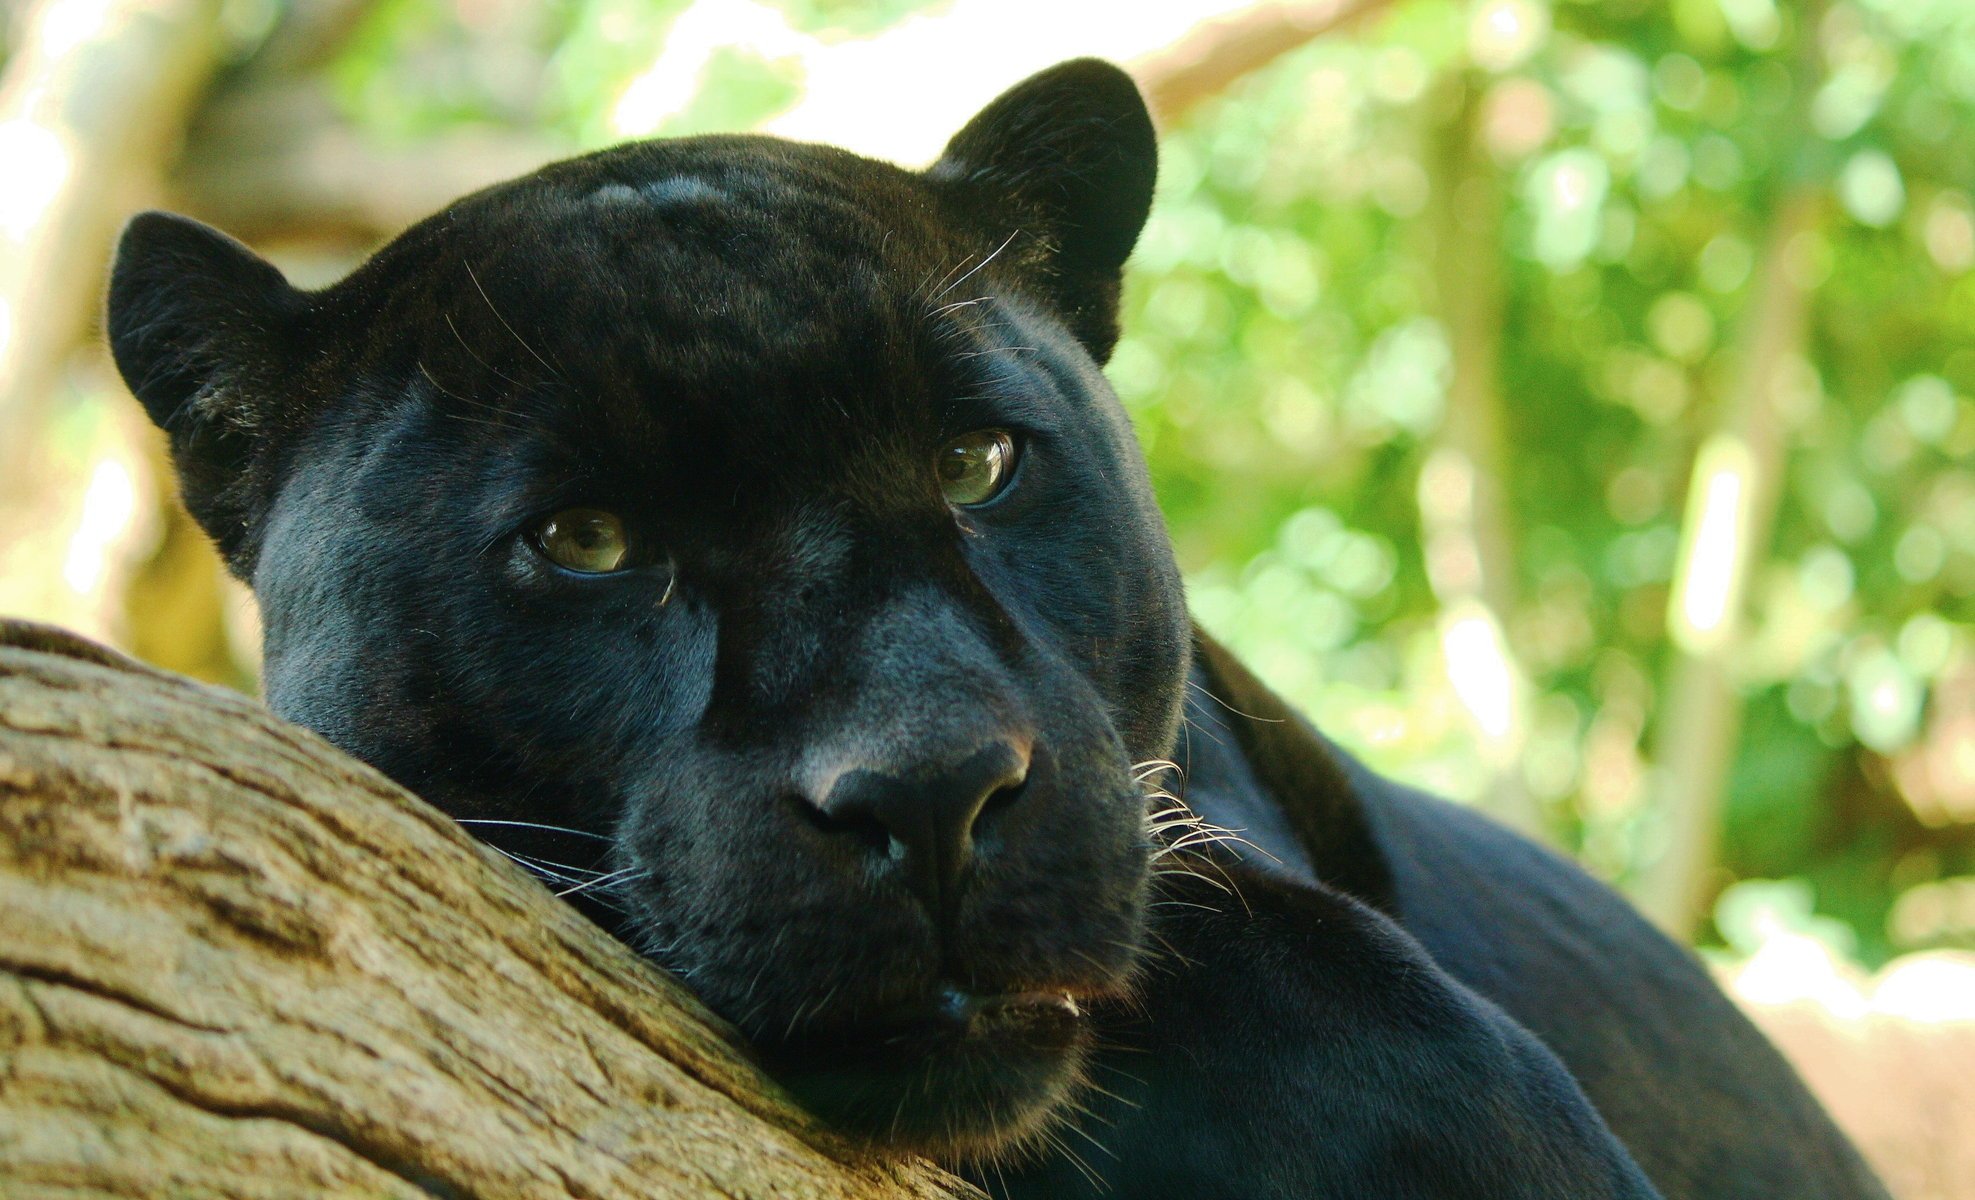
[1108,934,1179,981]
[951,345,1038,361]
[1061,1097,1120,1139]
[1147,896,1225,913]
[555,865,646,899]
[505,852,611,880]
[928,295,991,320]
[489,845,596,887]
[1065,944,1119,982]
[1165,826,1269,858]
[416,362,522,433]
[1071,1073,1138,1113]
[984,1138,1014,1199]
[924,252,982,301]
[912,252,960,300]
[887,1074,913,1144]
[1180,714,1229,749]
[1052,1101,1122,1168]
[1186,678,1284,724]
[1143,804,1212,834]
[1131,757,1180,784]
[1135,753,1256,911]
[783,983,841,1040]
[1037,1126,1107,1193]
[458,818,614,842]
[1150,862,1234,896]
[1164,850,1254,916]
[1137,775,1278,868]
[490,849,633,915]
[1087,1060,1151,1092]
[936,229,1023,300]
[463,259,567,381]
[1147,835,1237,866]
[443,312,530,391]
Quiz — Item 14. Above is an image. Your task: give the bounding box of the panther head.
[108,59,1188,1161]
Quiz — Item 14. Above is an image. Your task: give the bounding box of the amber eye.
[936,430,1017,507]
[535,507,631,574]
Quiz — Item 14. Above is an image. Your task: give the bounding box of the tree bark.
[0,619,977,1200]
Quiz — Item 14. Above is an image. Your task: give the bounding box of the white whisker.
[556,865,647,899]
[935,229,1022,299]
[458,818,613,841]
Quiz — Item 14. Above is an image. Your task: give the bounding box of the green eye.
[535,507,630,574]
[936,430,1017,507]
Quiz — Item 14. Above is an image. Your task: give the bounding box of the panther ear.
[107,211,309,571]
[929,58,1157,362]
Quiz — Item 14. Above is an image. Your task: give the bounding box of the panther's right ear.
[929,59,1157,363]
[107,211,309,570]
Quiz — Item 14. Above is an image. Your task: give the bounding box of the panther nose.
[813,740,1030,914]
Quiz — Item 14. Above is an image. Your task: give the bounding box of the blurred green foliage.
[1133,0,1975,964]
[282,0,1975,963]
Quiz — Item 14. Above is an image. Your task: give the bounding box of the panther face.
[108,60,1187,1159]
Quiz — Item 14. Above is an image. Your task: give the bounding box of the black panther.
[108,59,1885,1198]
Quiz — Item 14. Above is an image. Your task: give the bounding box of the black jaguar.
[108,58,1886,1199]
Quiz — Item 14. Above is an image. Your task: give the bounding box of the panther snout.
[723,724,1142,1154]
[805,738,1032,914]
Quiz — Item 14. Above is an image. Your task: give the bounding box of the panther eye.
[936,430,1017,507]
[534,507,631,574]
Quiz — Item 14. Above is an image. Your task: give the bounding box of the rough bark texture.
[0,619,978,1200]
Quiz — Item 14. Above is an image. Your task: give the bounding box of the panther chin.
[759,986,1097,1161]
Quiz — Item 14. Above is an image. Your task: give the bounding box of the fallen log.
[0,619,976,1200]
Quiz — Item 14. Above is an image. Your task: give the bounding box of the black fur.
[109,59,1885,1198]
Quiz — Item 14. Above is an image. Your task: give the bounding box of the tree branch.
[0,619,977,1200]
[174,79,572,245]
[167,0,1404,244]
[1135,0,1400,124]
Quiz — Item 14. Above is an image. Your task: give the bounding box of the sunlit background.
[2,0,1972,1190]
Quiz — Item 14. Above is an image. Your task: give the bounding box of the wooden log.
[0,619,977,1200]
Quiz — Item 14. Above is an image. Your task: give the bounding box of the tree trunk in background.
[0,0,239,684]
[1419,71,1543,838]
[1628,0,1831,938]
[0,0,226,473]
[1634,189,1823,935]
[0,620,976,1200]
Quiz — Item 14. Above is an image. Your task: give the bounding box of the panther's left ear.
[107,211,312,572]
[928,58,1156,362]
